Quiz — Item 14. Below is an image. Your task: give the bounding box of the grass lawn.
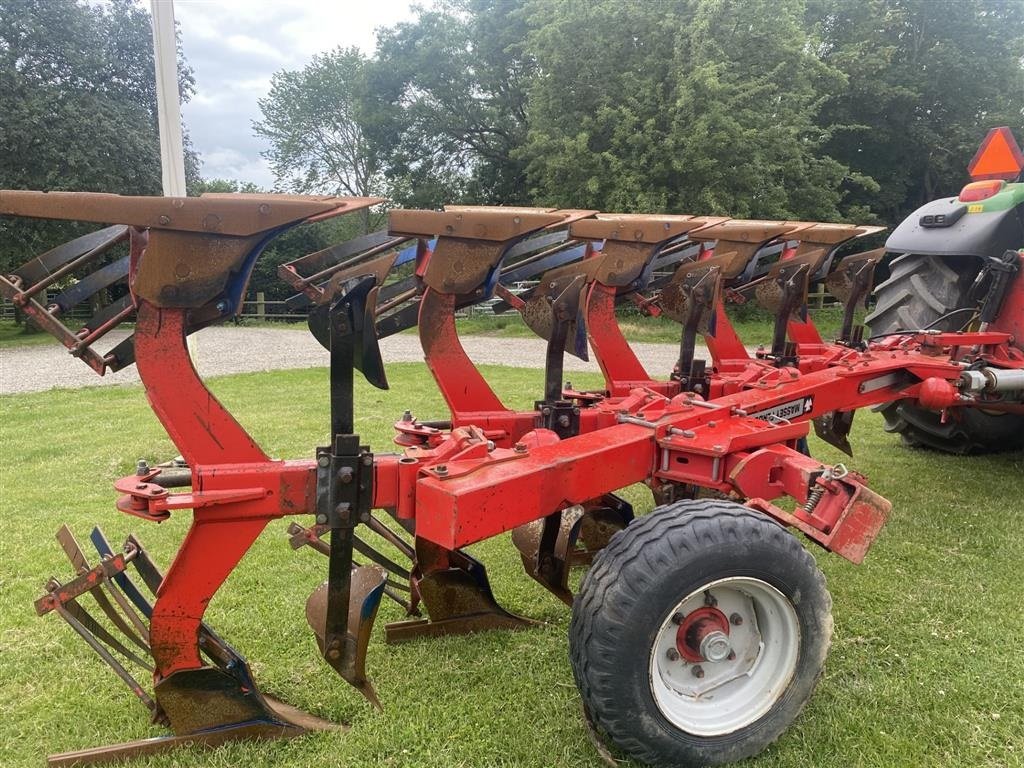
[0,319,63,348]
[0,363,1021,768]
[455,304,860,347]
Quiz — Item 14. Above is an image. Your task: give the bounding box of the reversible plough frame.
[2,190,1022,767]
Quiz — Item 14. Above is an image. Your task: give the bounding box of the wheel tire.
[570,500,832,767]
[866,252,1024,454]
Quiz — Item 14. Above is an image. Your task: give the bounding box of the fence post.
[256,291,266,320]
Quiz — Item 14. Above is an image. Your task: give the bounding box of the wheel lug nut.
[730,612,743,626]
[671,612,685,625]
[666,648,680,662]
[692,665,704,679]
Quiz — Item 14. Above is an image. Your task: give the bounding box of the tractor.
[866,126,1024,452]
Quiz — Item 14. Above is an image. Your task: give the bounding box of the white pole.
[150,0,196,361]
[150,0,186,197]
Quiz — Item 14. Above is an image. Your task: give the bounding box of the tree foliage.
[258,0,1021,226]
[253,47,383,233]
[5,0,1022,297]
[0,0,198,270]
[368,0,536,207]
[254,50,375,197]
[811,0,1024,220]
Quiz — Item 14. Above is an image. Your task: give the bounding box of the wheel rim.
[648,576,800,736]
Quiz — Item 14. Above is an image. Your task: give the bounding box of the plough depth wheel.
[570,500,833,766]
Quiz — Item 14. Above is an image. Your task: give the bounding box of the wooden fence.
[2,286,839,327]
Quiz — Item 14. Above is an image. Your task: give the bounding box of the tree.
[667,0,861,221]
[520,0,863,221]
[190,178,264,196]
[0,0,198,271]
[367,0,536,207]
[811,0,1024,221]
[254,47,383,231]
[520,0,683,212]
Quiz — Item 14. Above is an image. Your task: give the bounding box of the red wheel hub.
[675,606,731,663]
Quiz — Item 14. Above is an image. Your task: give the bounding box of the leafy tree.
[367,0,535,207]
[190,177,264,195]
[0,0,198,271]
[812,0,1024,221]
[668,0,861,220]
[521,0,864,221]
[254,47,383,232]
[520,0,683,212]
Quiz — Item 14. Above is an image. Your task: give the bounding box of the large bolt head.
[699,630,732,663]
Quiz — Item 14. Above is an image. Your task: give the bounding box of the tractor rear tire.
[866,252,1024,454]
[569,500,832,767]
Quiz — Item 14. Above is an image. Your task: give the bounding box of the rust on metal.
[825,247,887,306]
[687,220,805,278]
[571,213,699,244]
[304,565,387,708]
[0,190,382,237]
[389,208,564,241]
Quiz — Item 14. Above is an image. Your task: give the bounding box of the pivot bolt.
[317,455,330,468]
[402,410,413,422]
[666,648,680,662]
[435,465,448,476]
[136,459,149,476]
[692,665,705,679]
[699,630,732,663]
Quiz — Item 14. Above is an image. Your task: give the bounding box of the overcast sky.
[171,0,419,188]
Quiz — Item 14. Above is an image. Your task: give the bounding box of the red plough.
[2,190,1021,767]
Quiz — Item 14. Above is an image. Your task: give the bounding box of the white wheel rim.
[648,576,800,736]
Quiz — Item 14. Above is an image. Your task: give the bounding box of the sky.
[170,0,419,188]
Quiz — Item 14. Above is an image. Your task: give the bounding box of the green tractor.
[866,127,1024,453]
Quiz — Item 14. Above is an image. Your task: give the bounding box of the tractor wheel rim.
[648,576,800,736]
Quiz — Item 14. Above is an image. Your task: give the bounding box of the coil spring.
[803,463,848,513]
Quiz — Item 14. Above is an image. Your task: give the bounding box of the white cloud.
[162,0,420,187]
[223,33,288,61]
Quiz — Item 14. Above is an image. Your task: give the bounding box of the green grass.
[456,305,860,347]
[0,364,1021,768]
[0,319,63,348]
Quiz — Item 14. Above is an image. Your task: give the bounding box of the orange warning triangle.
[967,127,1024,181]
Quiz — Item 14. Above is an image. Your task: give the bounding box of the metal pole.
[150,0,196,359]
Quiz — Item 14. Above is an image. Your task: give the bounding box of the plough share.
[2,189,1021,767]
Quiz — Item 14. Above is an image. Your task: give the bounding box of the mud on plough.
[3,190,1022,767]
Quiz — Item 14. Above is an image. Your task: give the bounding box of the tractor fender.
[885,192,1023,260]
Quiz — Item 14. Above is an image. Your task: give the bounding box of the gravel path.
[0,327,709,395]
